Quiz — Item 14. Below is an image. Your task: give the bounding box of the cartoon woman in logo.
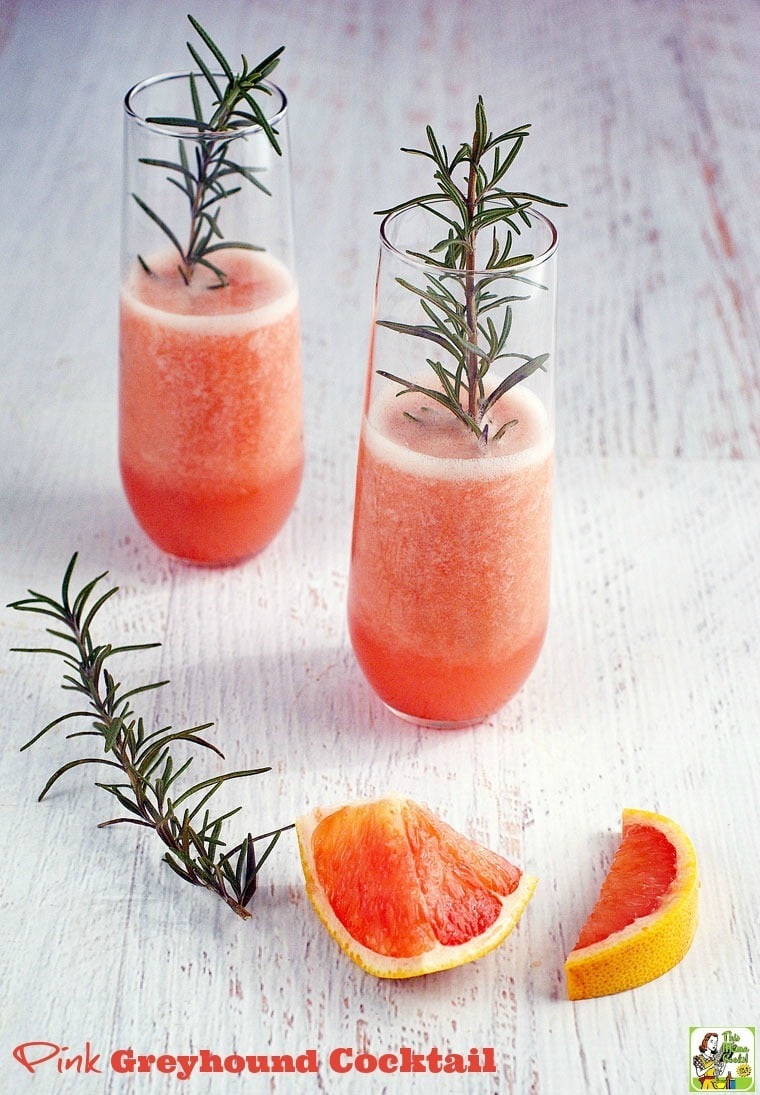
[693,1033,734,1090]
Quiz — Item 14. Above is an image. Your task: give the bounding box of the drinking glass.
[119,73,302,565]
[347,203,558,726]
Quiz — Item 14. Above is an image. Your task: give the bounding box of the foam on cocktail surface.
[364,382,552,479]
[348,378,554,720]
[119,248,303,562]
[121,248,298,328]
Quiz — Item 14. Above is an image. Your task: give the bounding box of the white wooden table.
[1,1,758,1092]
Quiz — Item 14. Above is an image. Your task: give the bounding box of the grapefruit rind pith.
[296,795,537,979]
[564,808,699,1000]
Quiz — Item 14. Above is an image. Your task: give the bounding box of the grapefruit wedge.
[296,795,537,978]
[565,808,698,999]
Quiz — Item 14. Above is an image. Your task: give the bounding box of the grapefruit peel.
[564,808,699,1000]
[296,795,537,979]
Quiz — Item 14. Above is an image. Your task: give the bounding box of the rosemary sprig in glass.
[376,97,566,443]
[8,554,292,920]
[134,14,284,288]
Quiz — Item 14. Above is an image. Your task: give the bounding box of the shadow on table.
[168,642,417,755]
[1,480,173,578]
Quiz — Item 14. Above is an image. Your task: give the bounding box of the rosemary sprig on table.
[8,554,292,920]
[377,98,565,443]
[134,15,284,288]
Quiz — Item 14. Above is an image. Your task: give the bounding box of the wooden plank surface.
[1,1,758,1092]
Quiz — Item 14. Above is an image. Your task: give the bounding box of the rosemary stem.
[70,609,147,817]
[184,140,213,281]
[10,554,286,918]
[465,132,480,421]
[184,126,227,279]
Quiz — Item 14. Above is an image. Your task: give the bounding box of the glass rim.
[123,72,287,139]
[379,201,558,276]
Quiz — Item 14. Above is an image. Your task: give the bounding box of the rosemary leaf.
[377,98,565,442]
[133,16,284,288]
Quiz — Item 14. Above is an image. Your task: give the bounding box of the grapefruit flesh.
[565,808,698,999]
[296,795,536,978]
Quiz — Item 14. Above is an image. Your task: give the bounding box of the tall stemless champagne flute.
[119,71,302,566]
[347,203,558,727]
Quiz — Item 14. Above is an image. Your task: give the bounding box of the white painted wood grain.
[1,1,758,1092]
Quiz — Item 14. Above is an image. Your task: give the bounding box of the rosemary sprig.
[134,15,284,288]
[7,553,292,920]
[376,98,565,442]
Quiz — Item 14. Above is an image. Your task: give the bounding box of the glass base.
[165,550,256,570]
[120,456,303,568]
[385,703,486,731]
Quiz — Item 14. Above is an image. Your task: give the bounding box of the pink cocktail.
[348,385,552,724]
[348,198,558,726]
[120,69,301,565]
[119,250,302,565]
